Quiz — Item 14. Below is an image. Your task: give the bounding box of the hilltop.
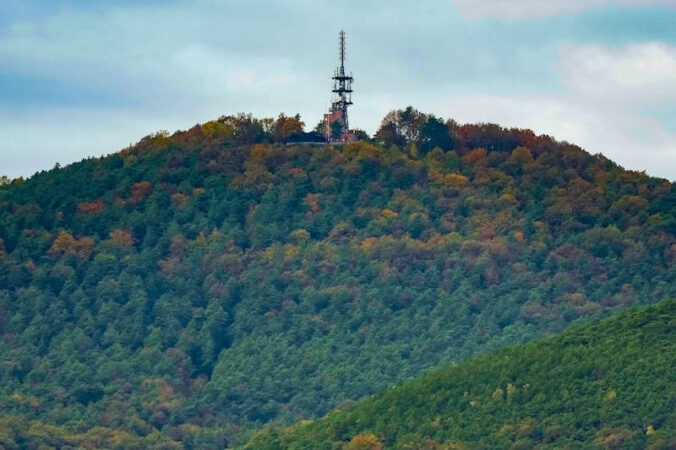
[246,299,676,449]
[0,108,674,447]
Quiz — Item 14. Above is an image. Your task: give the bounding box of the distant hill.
[246,299,676,449]
[0,109,674,447]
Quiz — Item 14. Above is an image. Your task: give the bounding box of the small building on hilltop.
[323,30,357,142]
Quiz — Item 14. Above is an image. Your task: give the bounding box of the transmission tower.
[331,30,353,131]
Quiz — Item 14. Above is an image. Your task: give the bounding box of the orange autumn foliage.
[48,231,95,260]
[109,229,135,247]
[77,199,106,215]
[305,193,321,214]
[464,147,487,165]
[131,181,153,203]
[171,193,188,207]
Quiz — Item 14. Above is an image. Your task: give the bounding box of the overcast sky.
[1,0,675,180]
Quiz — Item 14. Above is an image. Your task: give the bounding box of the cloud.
[558,42,676,105]
[432,42,676,179]
[266,74,294,86]
[231,69,255,86]
[0,107,176,179]
[450,0,675,21]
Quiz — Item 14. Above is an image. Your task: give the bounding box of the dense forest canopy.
[247,299,676,449]
[0,108,674,447]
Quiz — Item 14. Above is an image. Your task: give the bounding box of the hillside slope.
[246,299,676,449]
[0,111,674,446]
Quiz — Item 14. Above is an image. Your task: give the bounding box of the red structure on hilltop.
[323,30,356,142]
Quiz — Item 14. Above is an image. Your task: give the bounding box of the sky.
[1,0,675,180]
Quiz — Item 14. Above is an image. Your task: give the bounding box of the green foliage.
[331,120,343,139]
[375,106,455,153]
[0,111,673,446]
[247,299,676,449]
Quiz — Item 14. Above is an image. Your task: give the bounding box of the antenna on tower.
[339,29,346,71]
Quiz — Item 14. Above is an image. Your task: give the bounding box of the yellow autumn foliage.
[345,432,383,450]
[201,120,233,138]
[381,208,398,219]
[603,389,617,402]
[430,170,468,188]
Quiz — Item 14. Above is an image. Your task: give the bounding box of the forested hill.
[246,299,676,449]
[0,109,674,447]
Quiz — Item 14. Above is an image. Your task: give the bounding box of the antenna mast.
[340,30,345,70]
